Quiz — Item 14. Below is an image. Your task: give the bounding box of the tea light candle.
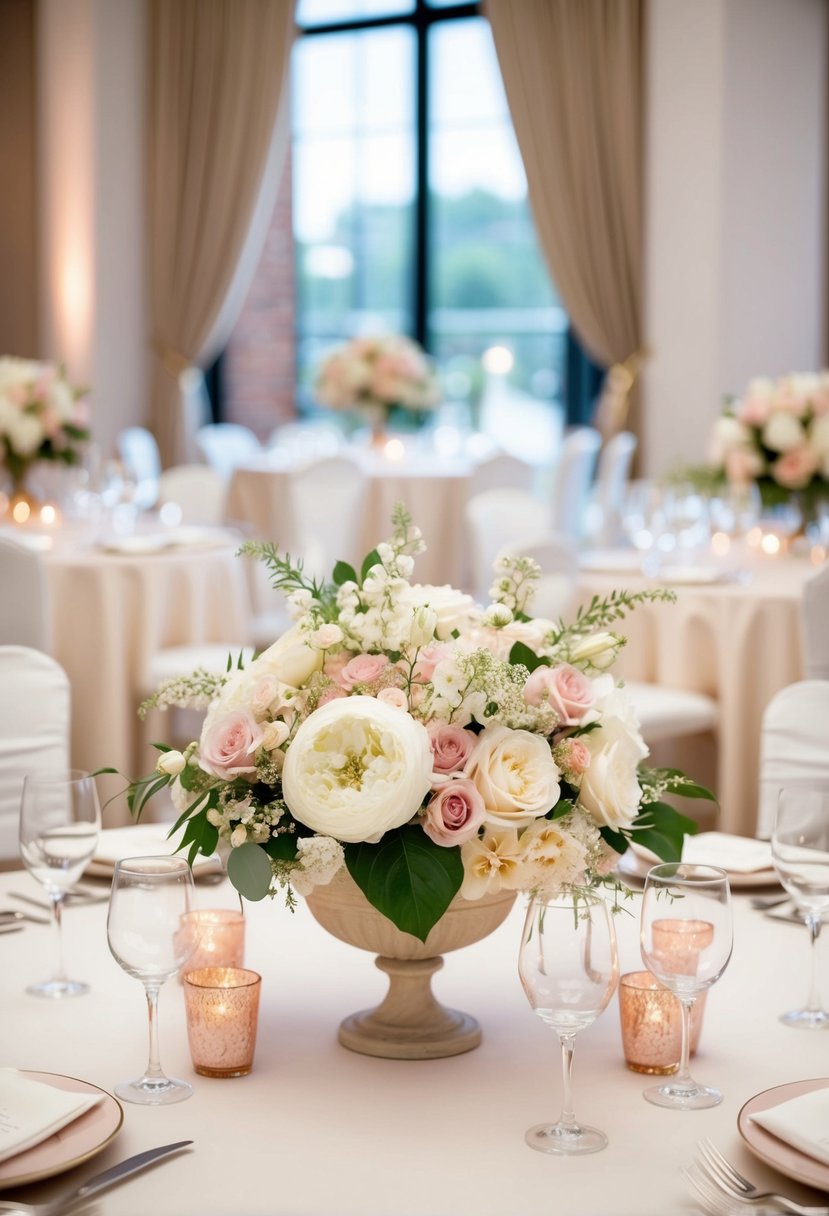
[180,908,245,979]
[183,967,262,1078]
[650,918,714,977]
[618,971,706,1074]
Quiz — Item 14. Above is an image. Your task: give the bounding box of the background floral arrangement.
[314,334,440,427]
[709,370,829,515]
[128,506,711,941]
[0,356,90,489]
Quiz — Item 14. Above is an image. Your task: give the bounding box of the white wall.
[37,0,148,459]
[642,0,827,477]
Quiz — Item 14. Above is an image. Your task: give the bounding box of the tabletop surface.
[1,864,827,1216]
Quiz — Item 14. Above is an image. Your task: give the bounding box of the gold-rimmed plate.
[0,1072,123,1190]
[737,1078,829,1194]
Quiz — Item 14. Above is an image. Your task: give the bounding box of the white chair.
[467,451,535,498]
[501,535,579,621]
[586,431,638,546]
[756,680,829,838]
[289,455,369,579]
[801,563,829,680]
[549,426,602,540]
[0,646,70,862]
[622,680,719,748]
[268,420,344,459]
[196,423,261,480]
[465,488,554,603]
[116,426,161,510]
[0,536,50,651]
[157,464,227,525]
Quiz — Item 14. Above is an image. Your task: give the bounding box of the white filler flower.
[281,695,433,843]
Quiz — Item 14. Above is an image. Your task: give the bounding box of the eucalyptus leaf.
[345,827,463,942]
[227,842,273,901]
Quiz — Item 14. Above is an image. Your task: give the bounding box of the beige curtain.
[148,0,295,463]
[485,0,645,434]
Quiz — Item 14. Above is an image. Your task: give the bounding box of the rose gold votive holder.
[183,967,261,1078]
[619,971,707,1074]
[650,918,715,977]
[180,909,245,979]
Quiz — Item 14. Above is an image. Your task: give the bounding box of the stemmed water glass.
[518,893,619,1155]
[107,855,198,1105]
[640,863,732,1109]
[771,787,829,1029]
[18,769,102,998]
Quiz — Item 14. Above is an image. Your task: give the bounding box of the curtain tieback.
[153,340,194,380]
[599,347,650,432]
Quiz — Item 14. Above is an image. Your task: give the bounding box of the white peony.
[762,411,804,454]
[281,695,432,843]
[465,723,561,828]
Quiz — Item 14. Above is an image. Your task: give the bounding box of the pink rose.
[422,779,486,847]
[377,687,408,710]
[772,445,819,489]
[725,447,764,485]
[340,653,390,690]
[412,642,453,683]
[559,737,591,776]
[427,722,476,782]
[199,710,264,779]
[323,651,351,683]
[523,664,593,724]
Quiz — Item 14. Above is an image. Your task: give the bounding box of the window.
[224,0,578,457]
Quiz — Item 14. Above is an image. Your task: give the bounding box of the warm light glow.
[39,504,58,526]
[482,345,514,375]
[383,438,406,462]
[810,545,827,567]
[57,252,92,366]
[760,533,781,556]
[710,531,730,557]
[12,500,31,524]
[746,526,763,549]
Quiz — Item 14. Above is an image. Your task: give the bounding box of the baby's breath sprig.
[138,669,228,718]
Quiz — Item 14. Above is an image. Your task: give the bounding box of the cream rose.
[465,723,560,828]
[577,716,645,830]
[156,750,186,776]
[256,625,325,688]
[762,411,804,454]
[281,695,432,843]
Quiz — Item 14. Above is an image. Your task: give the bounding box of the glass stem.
[558,1034,578,1130]
[806,914,823,1013]
[50,892,67,983]
[143,984,164,1080]
[675,996,696,1089]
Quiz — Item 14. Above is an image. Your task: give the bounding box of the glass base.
[114,1075,193,1106]
[27,978,89,999]
[780,1007,829,1029]
[644,1078,722,1110]
[525,1122,608,1155]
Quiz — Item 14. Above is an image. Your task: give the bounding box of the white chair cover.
[465,488,554,603]
[586,430,638,545]
[550,426,602,540]
[467,451,534,498]
[196,423,261,480]
[801,564,829,680]
[289,455,368,578]
[0,536,50,651]
[0,646,70,861]
[157,465,227,525]
[116,426,161,509]
[756,679,829,838]
[623,681,718,746]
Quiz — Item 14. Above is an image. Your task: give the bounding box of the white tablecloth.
[1,865,826,1216]
[577,555,814,836]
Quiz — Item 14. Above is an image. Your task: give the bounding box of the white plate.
[579,549,643,574]
[0,1072,123,1190]
[738,1079,829,1194]
[85,823,224,879]
[654,565,732,585]
[616,845,780,889]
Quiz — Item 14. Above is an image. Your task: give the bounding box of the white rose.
[578,717,645,830]
[465,723,560,828]
[708,416,752,464]
[256,624,324,687]
[156,750,186,776]
[310,623,343,649]
[762,411,804,453]
[6,410,44,457]
[261,720,290,750]
[810,413,829,458]
[281,695,432,843]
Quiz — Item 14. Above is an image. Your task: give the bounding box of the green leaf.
[151,743,172,753]
[91,767,120,777]
[333,560,358,586]
[632,801,699,863]
[600,825,629,854]
[344,827,463,942]
[263,833,300,862]
[360,548,381,582]
[549,798,575,820]
[227,843,273,901]
[507,641,549,673]
[654,768,718,801]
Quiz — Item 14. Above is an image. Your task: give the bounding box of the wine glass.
[107,855,198,1105]
[518,892,619,1154]
[640,863,732,1109]
[18,769,101,998]
[771,787,829,1029]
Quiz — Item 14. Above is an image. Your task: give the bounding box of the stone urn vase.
[305,868,516,1060]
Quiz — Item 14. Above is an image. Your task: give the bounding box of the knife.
[45,1141,193,1214]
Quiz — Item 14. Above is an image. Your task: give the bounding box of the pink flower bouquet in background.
[127,506,713,941]
[709,371,829,517]
[314,334,440,433]
[0,356,90,492]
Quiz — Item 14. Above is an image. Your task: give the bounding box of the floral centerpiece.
[314,335,440,441]
[709,370,829,517]
[0,356,90,496]
[128,506,711,945]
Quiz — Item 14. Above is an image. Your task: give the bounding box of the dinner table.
[576,548,818,838]
[1,857,827,1216]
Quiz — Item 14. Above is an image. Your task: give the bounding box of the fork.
[687,1139,829,1215]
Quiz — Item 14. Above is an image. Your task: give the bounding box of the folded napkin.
[0,1070,104,1164]
[682,832,774,874]
[90,824,221,874]
[750,1087,829,1165]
